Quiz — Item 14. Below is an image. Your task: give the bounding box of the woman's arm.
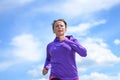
[44,44,51,69]
[65,36,87,57]
[42,44,51,75]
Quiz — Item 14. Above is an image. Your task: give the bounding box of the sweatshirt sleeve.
[44,44,51,69]
[65,36,87,57]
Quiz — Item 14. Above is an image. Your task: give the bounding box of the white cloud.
[0,0,34,12]
[114,39,120,45]
[35,78,47,80]
[0,61,15,71]
[30,72,120,80]
[76,38,120,67]
[67,19,106,35]
[11,34,42,62]
[0,34,43,71]
[80,72,120,80]
[78,67,87,73]
[40,0,120,17]
[27,65,43,78]
[27,64,50,79]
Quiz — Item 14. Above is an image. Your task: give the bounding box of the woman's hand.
[42,68,48,75]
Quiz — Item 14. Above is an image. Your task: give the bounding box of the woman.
[42,19,87,80]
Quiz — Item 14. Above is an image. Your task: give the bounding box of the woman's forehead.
[54,21,65,25]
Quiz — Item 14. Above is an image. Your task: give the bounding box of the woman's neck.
[57,35,65,41]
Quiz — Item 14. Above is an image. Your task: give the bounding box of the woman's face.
[53,21,66,37]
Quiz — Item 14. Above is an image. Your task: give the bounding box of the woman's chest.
[49,42,72,56]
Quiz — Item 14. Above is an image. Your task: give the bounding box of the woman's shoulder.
[47,41,55,47]
[65,35,76,40]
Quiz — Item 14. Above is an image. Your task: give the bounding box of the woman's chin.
[56,33,64,36]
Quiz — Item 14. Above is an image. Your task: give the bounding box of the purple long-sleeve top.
[44,35,87,80]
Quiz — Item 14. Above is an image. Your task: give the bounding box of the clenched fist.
[42,68,48,75]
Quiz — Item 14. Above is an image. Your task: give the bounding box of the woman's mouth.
[58,30,63,32]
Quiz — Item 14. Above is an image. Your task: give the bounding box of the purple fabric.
[44,35,87,80]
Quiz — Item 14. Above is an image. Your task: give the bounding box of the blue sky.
[0,0,120,80]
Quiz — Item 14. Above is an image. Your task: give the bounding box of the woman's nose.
[58,25,61,28]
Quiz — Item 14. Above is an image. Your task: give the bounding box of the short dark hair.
[52,19,67,30]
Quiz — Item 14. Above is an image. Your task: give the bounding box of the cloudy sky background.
[0,0,120,80]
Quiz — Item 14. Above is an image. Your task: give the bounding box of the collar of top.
[53,35,73,42]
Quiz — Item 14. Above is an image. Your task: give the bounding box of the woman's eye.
[55,25,59,27]
[55,25,64,28]
[60,25,63,27]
